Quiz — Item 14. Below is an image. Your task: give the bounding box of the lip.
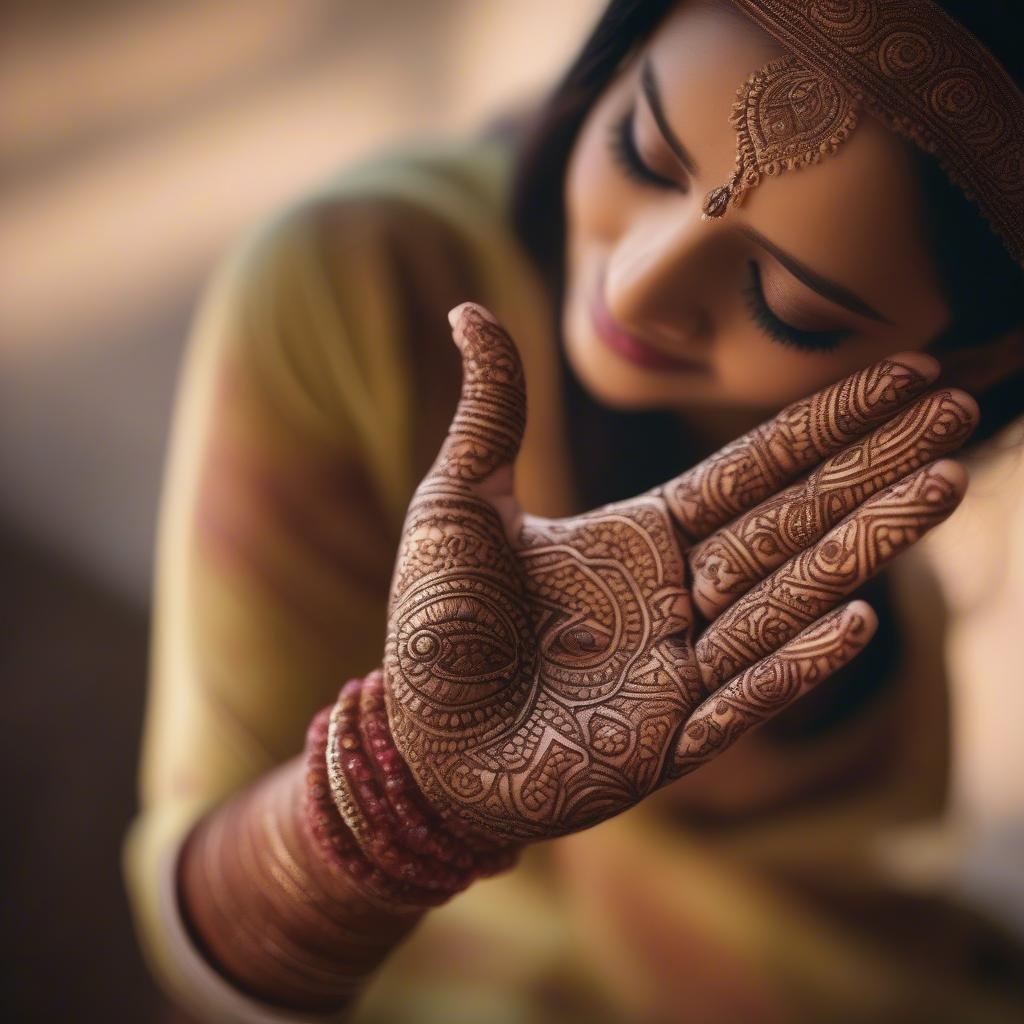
[589,273,704,373]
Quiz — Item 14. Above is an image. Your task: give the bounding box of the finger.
[656,352,938,544]
[695,459,965,690]
[387,303,533,725]
[429,301,527,492]
[667,601,877,779]
[689,389,978,620]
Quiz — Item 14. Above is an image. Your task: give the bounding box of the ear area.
[936,325,1024,395]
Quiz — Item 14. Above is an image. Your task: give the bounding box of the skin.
[374,0,983,841]
[551,0,1017,814]
[562,0,951,435]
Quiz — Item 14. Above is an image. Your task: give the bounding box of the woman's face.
[562,0,950,416]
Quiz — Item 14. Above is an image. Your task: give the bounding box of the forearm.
[176,674,518,1016]
[177,742,421,1013]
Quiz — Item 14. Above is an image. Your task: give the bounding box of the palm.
[384,303,974,844]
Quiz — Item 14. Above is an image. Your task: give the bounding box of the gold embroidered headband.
[702,0,1024,270]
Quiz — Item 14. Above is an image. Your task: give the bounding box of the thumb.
[433,302,527,491]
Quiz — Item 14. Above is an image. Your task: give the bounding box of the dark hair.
[493,0,1024,744]
[504,0,1024,509]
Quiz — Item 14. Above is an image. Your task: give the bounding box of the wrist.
[305,669,519,911]
[177,754,418,1013]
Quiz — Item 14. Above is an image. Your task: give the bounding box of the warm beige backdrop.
[0,0,603,598]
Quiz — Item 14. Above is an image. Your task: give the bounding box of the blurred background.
[1,1,1022,1021]
[0,1,603,1019]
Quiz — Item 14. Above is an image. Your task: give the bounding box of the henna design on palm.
[382,303,974,844]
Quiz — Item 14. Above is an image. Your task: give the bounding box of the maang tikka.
[702,54,860,220]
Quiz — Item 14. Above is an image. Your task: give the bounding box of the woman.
[123,1,1024,1021]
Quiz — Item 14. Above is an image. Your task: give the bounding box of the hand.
[383,302,976,843]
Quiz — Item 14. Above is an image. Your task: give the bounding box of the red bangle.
[302,705,426,909]
[356,671,516,870]
[303,670,518,910]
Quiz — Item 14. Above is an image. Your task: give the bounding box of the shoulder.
[231,129,518,285]
[194,132,519,477]
[214,129,520,363]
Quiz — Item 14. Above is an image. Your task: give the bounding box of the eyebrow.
[740,226,890,323]
[641,56,699,176]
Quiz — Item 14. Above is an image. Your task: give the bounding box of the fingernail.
[447,301,499,329]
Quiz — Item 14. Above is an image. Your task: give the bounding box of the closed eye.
[743,261,851,354]
[607,104,680,192]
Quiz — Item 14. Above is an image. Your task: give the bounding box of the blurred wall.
[0,0,604,603]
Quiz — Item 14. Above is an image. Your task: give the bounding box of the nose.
[604,212,717,347]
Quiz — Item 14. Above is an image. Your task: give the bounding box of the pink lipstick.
[589,272,703,373]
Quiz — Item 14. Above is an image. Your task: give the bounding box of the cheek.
[707,314,923,412]
[717,348,850,408]
[709,334,843,410]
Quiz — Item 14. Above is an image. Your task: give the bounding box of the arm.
[176,672,518,1015]
[124,195,480,1020]
[175,743,418,1015]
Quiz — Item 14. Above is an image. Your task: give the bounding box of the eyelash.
[607,105,677,190]
[607,107,849,355]
[742,262,850,353]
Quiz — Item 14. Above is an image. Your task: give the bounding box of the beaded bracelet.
[302,669,518,911]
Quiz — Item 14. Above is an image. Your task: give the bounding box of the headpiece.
[703,1,1024,270]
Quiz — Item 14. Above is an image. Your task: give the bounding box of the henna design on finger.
[695,462,965,689]
[657,355,935,544]
[668,604,875,779]
[430,306,527,487]
[384,309,959,848]
[689,390,977,619]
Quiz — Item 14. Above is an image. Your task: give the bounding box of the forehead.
[644,0,944,323]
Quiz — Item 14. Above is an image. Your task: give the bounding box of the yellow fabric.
[123,128,1024,1023]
